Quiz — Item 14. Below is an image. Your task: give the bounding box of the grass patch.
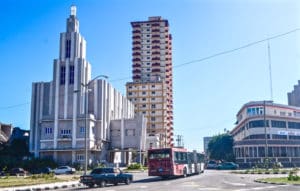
[0,174,79,188]
[257,177,300,185]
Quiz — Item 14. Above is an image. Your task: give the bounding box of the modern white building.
[231,101,300,167]
[30,6,139,165]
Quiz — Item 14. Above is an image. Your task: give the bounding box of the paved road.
[59,170,299,191]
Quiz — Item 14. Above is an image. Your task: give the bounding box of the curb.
[1,182,83,191]
[254,179,300,186]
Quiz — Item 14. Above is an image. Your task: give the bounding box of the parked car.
[54,166,76,175]
[33,167,53,174]
[217,162,239,170]
[206,160,219,169]
[9,168,28,176]
[80,167,133,188]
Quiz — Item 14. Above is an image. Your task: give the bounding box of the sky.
[0,0,300,152]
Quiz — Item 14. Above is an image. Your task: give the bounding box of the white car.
[54,166,76,175]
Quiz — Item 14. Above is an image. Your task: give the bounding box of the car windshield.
[91,168,114,174]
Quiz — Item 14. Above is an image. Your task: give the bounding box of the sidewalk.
[0,181,82,191]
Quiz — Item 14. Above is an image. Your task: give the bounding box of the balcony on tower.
[152,68,161,73]
[132,63,141,67]
[133,29,141,33]
[151,23,160,27]
[152,34,160,38]
[132,35,141,39]
[152,57,160,61]
[132,52,141,56]
[152,51,160,56]
[133,75,141,80]
[132,69,141,74]
[152,63,160,67]
[152,40,160,44]
[152,45,160,50]
[133,41,141,45]
[152,29,160,33]
[132,47,141,51]
[132,58,141,62]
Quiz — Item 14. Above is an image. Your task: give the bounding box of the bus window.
[174,152,187,164]
[148,149,171,159]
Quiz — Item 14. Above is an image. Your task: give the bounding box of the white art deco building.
[30,6,136,165]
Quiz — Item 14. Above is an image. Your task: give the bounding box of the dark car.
[80,167,133,188]
[217,162,239,170]
[33,167,53,174]
[9,168,28,176]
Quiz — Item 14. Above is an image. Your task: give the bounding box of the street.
[58,170,300,191]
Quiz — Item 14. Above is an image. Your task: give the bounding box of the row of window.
[248,120,300,129]
[60,65,75,85]
[128,91,159,95]
[45,127,86,135]
[245,134,300,140]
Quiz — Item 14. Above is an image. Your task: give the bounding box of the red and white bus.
[148,147,205,178]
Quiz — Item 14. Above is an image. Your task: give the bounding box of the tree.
[208,133,234,162]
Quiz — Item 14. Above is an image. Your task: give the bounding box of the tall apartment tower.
[126,17,174,148]
[288,80,300,107]
[30,6,134,165]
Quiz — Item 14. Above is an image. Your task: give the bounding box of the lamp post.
[79,75,108,175]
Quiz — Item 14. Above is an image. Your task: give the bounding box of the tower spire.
[70,5,76,16]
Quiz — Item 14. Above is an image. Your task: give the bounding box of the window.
[65,39,71,58]
[151,124,155,128]
[151,91,155,95]
[151,85,155,88]
[125,129,135,136]
[61,129,71,135]
[248,120,269,128]
[142,104,146,108]
[151,117,156,121]
[69,65,74,84]
[45,127,53,134]
[142,98,146,101]
[247,107,264,116]
[288,122,300,129]
[77,154,84,161]
[60,66,66,85]
[128,86,132,89]
[80,127,85,133]
[271,120,286,128]
[128,92,132,96]
[151,111,156,114]
[151,104,156,109]
[142,91,146,95]
[151,97,155,101]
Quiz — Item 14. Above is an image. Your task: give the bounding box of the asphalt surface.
[55,170,300,191]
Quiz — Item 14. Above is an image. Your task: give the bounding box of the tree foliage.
[208,133,235,162]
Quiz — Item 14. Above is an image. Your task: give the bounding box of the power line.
[0,102,30,110]
[174,28,300,68]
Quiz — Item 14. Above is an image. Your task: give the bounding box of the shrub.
[127,163,143,170]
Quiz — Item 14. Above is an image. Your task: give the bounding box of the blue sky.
[0,0,300,152]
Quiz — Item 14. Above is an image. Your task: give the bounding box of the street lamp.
[76,75,108,175]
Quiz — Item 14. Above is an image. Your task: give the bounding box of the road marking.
[222,180,247,186]
[235,185,288,191]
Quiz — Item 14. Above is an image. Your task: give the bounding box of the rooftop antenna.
[268,41,273,101]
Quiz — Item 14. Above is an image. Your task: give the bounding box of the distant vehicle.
[80,167,133,188]
[217,162,239,170]
[148,147,205,178]
[54,166,75,175]
[34,167,53,174]
[9,168,28,176]
[206,160,219,169]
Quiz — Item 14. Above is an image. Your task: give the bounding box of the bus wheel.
[183,168,187,178]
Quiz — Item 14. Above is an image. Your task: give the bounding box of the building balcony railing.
[132,47,141,51]
[133,69,141,73]
[133,30,141,33]
[132,58,141,62]
[133,75,141,79]
[132,52,141,56]
[132,36,141,39]
[152,69,160,73]
[152,29,160,33]
[152,63,160,67]
[133,41,141,45]
[152,23,160,27]
[152,57,160,61]
[152,40,160,44]
[152,46,160,50]
[152,51,160,55]
[132,63,141,67]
